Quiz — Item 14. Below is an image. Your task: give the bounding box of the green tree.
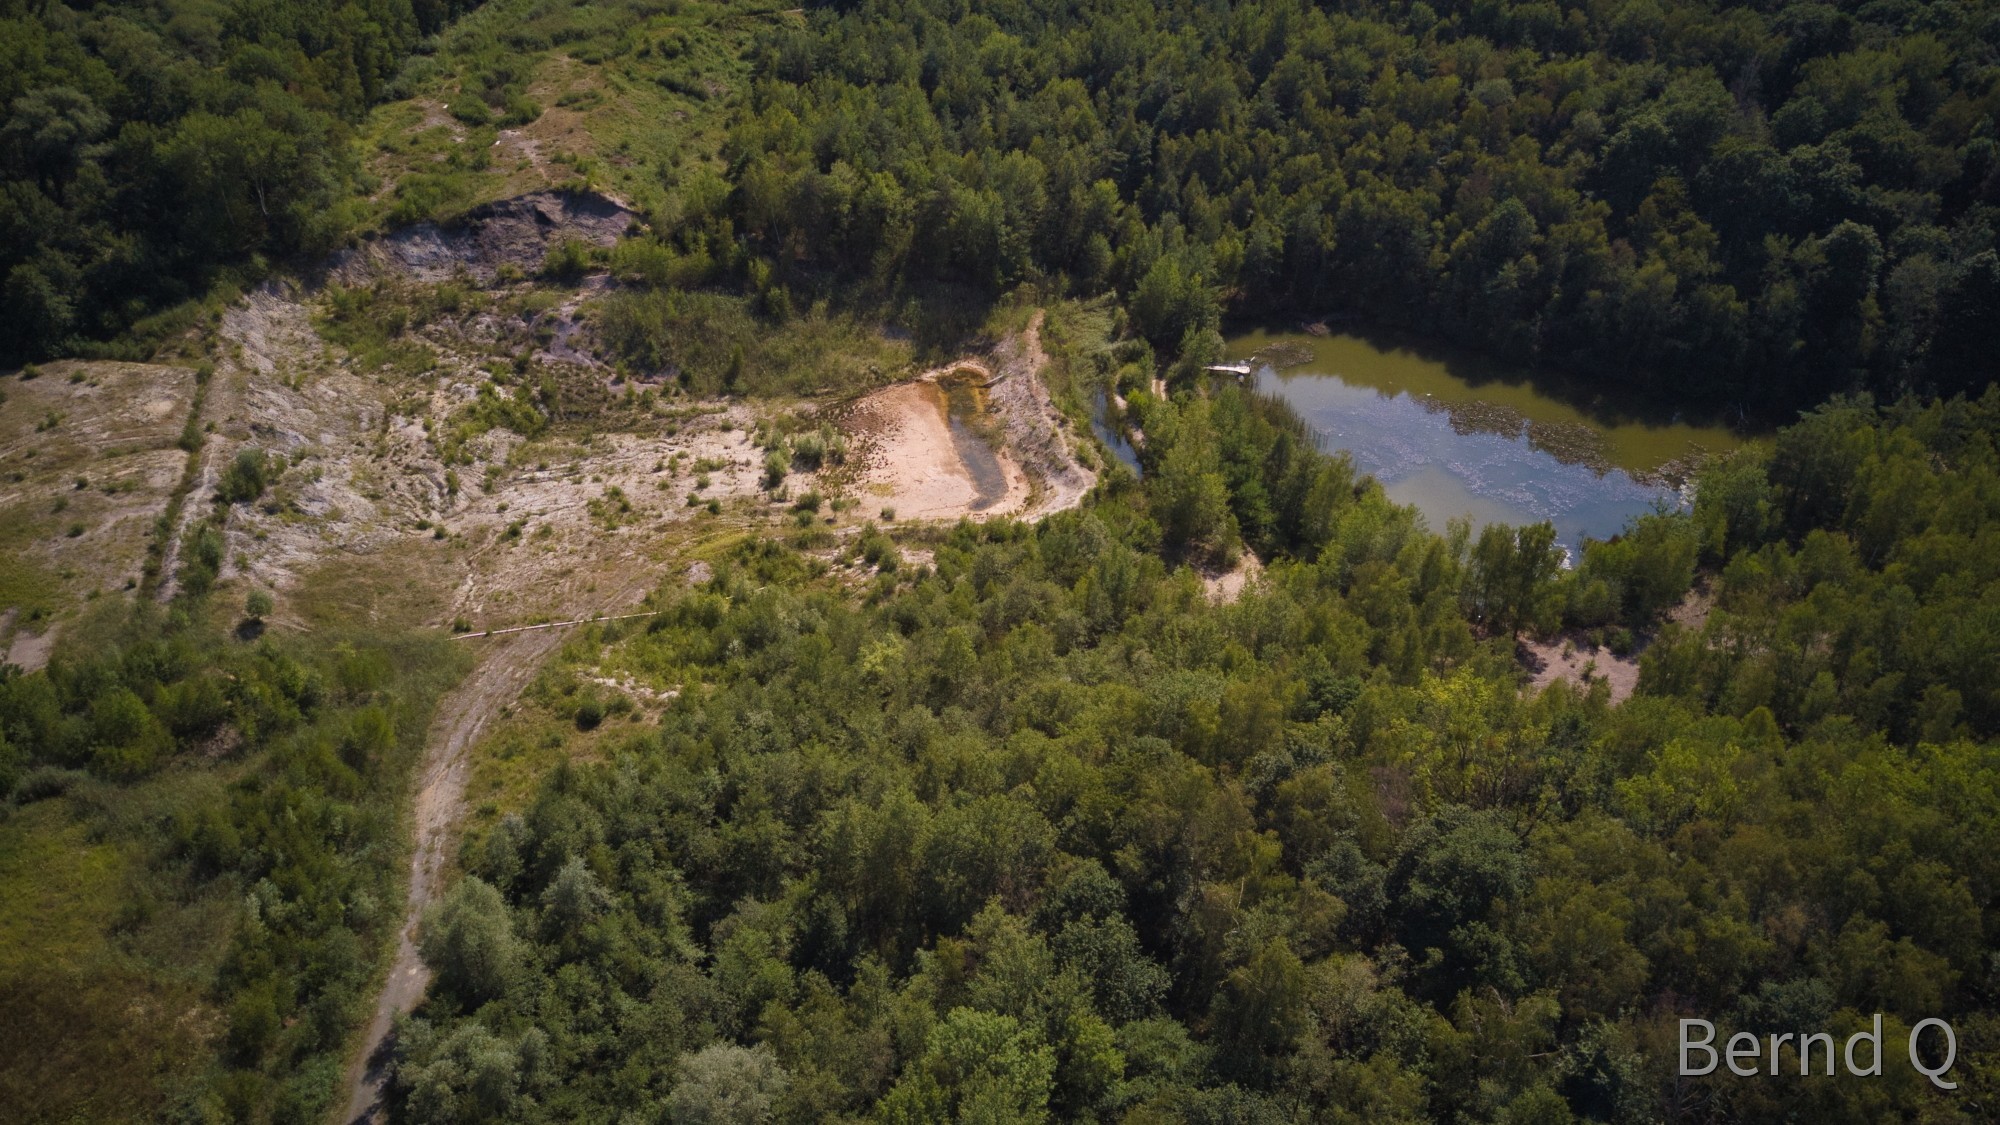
[876,1008,1055,1125]
[420,877,522,1009]
[667,1043,790,1125]
[1147,397,1239,562]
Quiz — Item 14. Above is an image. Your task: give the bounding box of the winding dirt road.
[339,622,568,1124]
[340,574,658,1124]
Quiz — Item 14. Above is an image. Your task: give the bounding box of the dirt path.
[158,281,297,602]
[340,576,657,1124]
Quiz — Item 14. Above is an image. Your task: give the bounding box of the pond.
[1224,329,1745,557]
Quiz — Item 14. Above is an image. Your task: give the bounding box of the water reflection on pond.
[1226,329,1745,555]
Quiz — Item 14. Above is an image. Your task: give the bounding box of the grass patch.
[289,540,460,631]
[596,289,912,397]
[358,0,786,228]
[0,792,227,1121]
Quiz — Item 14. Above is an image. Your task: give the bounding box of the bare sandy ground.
[0,360,197,665]
[1203,551,1263,604]
[1519,634,1642,704]
[844,380,1031,520]
[1517,583,1714,705]
[170,194,764,630]
[842,310,1093,524]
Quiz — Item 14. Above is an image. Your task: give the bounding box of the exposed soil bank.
[842,311,1093,523]
[341,190,638,284]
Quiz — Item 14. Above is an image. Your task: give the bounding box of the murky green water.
[1091,388,1143,476]
[1226,330,1745,553]
[936,369,1010,511]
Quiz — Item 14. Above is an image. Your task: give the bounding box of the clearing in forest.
[841,310,1095,524]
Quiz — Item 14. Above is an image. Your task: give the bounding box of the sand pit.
[844,380,1031,521]
[841,311,1092,524]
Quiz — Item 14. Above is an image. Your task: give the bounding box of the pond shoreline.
[1225,328,1752,553]
[1226,317,1764,436]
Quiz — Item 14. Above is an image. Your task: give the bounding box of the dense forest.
[14,0,2000,409]
[0,0,479,363]
[388,375,2000,1123]
[6,0,2000,1122]
[710,0,2000,407]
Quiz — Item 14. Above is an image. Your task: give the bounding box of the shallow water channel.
[1090,388,1144,476]
[935,368,1011,511]
[1224,330,1744,556]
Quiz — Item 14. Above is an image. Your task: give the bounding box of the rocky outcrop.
[337,190,639,283]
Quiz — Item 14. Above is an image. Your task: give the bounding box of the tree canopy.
[714,0,2000,408]
[385,383,2000,1122]
[0,0,480,363]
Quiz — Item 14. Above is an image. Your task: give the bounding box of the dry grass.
[0,361,195,666]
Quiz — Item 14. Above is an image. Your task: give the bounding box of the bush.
[499,95,542,127]
[245,590,274,619]
[762,448,790,490]
[575,696,605,731]
[218,449,272,504]
[419,878,522,1009]
[542,238,594,281]
[12,765,85,804]
[449,98,493,126]
[180,522,226,597]
[1578,512,1700,626]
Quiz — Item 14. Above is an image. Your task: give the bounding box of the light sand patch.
[844,381,1028,521]
[1202,551,1263,604]
[841,309,1092,524]
[3,622,57,673]
[1519,634,1641,704]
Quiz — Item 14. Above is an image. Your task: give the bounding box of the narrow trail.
[341,576,658,1124]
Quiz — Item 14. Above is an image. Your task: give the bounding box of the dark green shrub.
[218,449,272,504]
